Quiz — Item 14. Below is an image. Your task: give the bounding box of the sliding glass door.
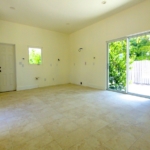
[108,39,127,93]
[128,34,150,97]
[107,32,150,98]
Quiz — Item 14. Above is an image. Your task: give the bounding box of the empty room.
[0,0,150,149]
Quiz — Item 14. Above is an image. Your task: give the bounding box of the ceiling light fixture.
[102,1,106,4]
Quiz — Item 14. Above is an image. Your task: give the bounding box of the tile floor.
[0,84,150,150]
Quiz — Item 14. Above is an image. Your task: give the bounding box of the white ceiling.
[0,0,145,34]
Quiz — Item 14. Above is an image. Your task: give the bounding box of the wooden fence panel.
[129,60,150,85]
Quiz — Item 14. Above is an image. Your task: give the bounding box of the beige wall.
[0,0,150,91]
[0,20,69,90]
[69,0,150,90]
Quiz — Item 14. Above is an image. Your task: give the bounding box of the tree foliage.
[130,35,150,61]
[109,35,150,91]
[29,49,41,65]
[109,40,127,91]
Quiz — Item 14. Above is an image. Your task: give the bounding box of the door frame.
[106,31,150,99]
[0,43,17,92]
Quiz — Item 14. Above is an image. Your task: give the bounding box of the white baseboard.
[70,82,105,90]
[17,82,70,91]
[17,84,38,91]
[86,83,105,90]
[16,82,104,91]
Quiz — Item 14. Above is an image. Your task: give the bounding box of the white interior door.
[0,44,16,92]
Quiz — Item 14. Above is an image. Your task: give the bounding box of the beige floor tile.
[141,129,150,142]
[0,111,6,121]
[0,120,9,133]
[62,112,81,122]
[67,141,92,150]
[105,131,136,150]
[84,136,110,150]
[0,84,149,150]
[12,125,47,148]
[9,120,41,135]
[83,119,108,134]
[55,105,74,113]
[17,132,54,150]
[32,108,58,119]
[135,114,150,128]
[122,124,146,140]
[129,138,150,150]
[7,118,31,130]
[67,109,87,120]
[99,113,121,124]
[92,122,121,143]
[0,131,10,142]
[43,141,63,150]
[0,139,13,150]
[42,113,64,124]
[44,118,79,140]
[56,128,90,149]
[72,116,93,126]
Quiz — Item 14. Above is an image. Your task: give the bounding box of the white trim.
[106,30,150,43]
[126,38,129,93]
[106,42,109,90]
[86,83,104,90]
[17,84,38,91]
[70,82,104,90]
[106,36,127,43]
[128,30,150,38]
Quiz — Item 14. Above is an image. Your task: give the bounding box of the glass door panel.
[108,39,127,92]
[128,34,150,97]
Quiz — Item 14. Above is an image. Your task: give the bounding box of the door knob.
[0,70,1,72]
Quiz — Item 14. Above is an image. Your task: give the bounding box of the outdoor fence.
[129,60,150,85]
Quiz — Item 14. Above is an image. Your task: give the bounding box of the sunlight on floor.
[128,84,150,97]
[119,94,150,102]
